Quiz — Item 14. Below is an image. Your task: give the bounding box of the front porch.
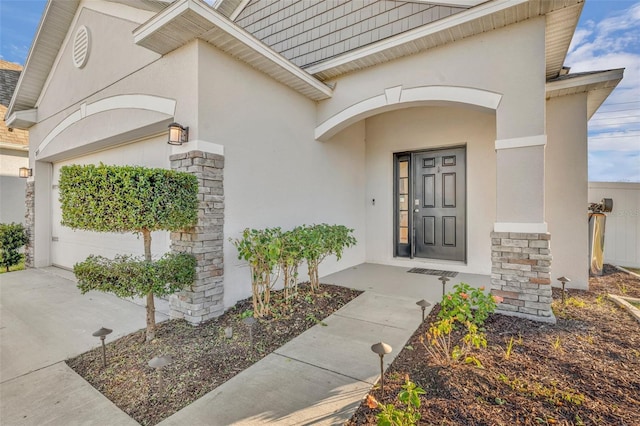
[322,263,490,304]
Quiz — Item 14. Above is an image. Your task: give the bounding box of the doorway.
[394,147,466,262]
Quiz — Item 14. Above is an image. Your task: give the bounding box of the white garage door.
[51,135,172,269]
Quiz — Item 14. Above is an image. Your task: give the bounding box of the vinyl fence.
[588,182,640,268]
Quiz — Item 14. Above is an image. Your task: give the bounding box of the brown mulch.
[66,283,361,426]
[348,264,640,425]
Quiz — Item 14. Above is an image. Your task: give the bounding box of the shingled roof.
[0,60,23,107]
[0,60,28,149]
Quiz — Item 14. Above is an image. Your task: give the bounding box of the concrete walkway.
[1,264,487,425]
[0,268,168,425]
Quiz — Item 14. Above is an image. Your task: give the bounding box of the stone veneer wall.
[491,232,556,323]
[24,180,35,268]
[169,151,225,324]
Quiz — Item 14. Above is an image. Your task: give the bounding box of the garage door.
[51,135,172,269]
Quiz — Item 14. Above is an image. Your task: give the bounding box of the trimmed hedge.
[0,222,27,272]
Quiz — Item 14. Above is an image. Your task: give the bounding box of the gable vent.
[72,26,91,69]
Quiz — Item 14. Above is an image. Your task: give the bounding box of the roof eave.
[6,109,38,129]
[304,0,583,81]
[545,68,624,119]
[133,0,333,101]
[7,0,80,119]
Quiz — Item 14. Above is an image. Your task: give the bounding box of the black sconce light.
[167,122,189,145]
[18,167,32,178]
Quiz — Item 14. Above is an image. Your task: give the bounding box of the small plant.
[566,297,586,308]
[239,309,254,319]
[552,336,563,352]
[298,224,356,292]
[231,227,283,317]
[497,374,585,406]
[504,336,515,360]
[0,222,27,272]
[366,377,426,426]
[420,319,486,366]
[438,283,497,327]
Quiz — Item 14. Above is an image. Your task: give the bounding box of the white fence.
[588,182,640,268]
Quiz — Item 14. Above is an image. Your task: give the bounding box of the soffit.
[133,0,333,101]
[546,69,624,119]
[304,0,583,81]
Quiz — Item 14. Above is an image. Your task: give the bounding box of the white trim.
[495,135,547,150]
[171,139,224,156]
[6,109,38,128]
[494,222,548,233]
[305,0,527,76]
[36,94,176,157]
[229,0,251,21]
[315,85,502,141]
[545,69,624,94]
[134,0,332,101]
[408,0,487,7]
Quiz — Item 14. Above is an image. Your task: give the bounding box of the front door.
[394,147,466,262]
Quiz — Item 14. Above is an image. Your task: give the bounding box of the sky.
[0,0,638,182]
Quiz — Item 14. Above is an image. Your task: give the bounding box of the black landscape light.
[557,276,571,305]
[416,299,431,322]
[92,327,113,367]
[148,355,173,398]
[438,276,450,298]
[371,342,392,392]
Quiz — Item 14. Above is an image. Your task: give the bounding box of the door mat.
[407,268,458,277]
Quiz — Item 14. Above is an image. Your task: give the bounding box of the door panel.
[412,148,466,261]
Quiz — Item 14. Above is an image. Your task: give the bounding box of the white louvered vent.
[72,26,91,69]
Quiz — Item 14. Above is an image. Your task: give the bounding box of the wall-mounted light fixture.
[167,122,189,145]
[18,167,32,178]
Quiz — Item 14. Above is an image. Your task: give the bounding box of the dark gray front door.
[411,148,466,261]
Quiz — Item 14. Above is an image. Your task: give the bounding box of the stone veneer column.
[24,181,35,268]
[491,232,556,323]
[169,151,224,324]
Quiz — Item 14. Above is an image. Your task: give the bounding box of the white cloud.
[566,1,640,182]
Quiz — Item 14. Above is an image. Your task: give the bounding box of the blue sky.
[1,0,638,182]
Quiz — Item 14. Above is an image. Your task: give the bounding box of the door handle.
[414,209,419,213]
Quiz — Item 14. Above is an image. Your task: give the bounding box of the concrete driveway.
[0,267,167,425]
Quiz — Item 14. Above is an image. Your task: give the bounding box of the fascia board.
[134,0,332,100]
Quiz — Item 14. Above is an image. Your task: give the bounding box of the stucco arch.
[315,85,502,141]
[36,94,176,158]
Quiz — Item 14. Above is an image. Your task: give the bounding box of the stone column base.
[169,151,225,325]
[491,232,556,324]
[24,181,35,268]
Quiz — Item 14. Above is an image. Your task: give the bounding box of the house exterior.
[0,60,29,224]
[6,0,622,324]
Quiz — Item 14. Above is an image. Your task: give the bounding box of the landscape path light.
[371,341,392,392]
[416,299,431,322]
[438,276,450,298]
[242,317,257,346]
[557,276,571,305]
[148,355,173,398]
[92,327,112,368]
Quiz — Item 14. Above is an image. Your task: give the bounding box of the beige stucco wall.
[545,93,589,289]
[0,149,28,224]
[318,16,547,225]
[364,106,496,274]
[196,41,367,307]
[28,5,199,267]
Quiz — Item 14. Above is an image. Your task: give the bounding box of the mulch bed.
[66,283,361,426]
[348,264,640,425]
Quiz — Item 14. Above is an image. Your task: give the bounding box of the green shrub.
[59,164,198,341]
[279,228,304,303]
[74,253,196,298]
[299,224,356,292]
[0,222,27,272]
[438,282,497,327]
[231,227,283,317]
